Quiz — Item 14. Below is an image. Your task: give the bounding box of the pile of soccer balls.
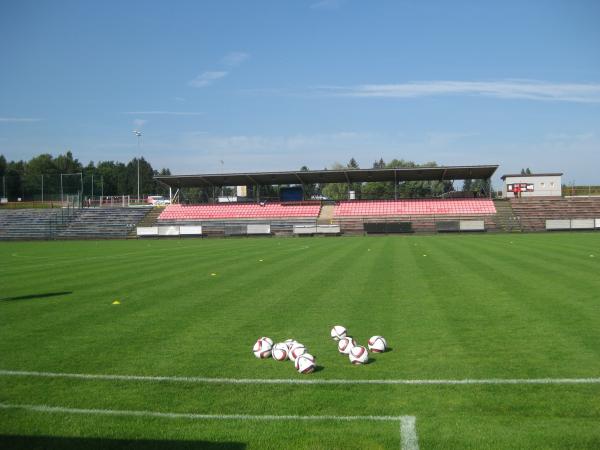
[253,337,316,374]
[252,325,388,374]
[331,325,387,365]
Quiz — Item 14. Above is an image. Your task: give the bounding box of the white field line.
[0,403,418,450]
[1,369,599,385]
[401,415,420,450]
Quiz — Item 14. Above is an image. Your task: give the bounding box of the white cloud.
[319,80,600,103]
[188,51,249,88]
[0,117,41,122]
[221,52,250,67]
[545,132,594,141]
[188,71,228,88]
[123,111,203,116]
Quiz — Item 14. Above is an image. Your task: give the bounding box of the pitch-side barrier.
[546,218,600,231]
[136,224,273,237]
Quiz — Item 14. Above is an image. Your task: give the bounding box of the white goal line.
[0,403,419,450]
[1,369,599,385]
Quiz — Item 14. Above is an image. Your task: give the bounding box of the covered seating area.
[334,199,496,217]
[158,202,322,221]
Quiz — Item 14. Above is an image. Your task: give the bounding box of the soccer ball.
[253,338,272,359]
[260,337,274,346]
[272,343,289,361]
[337,336,356,355]
[349,345,369,365]
[367,336,387,353]
[284,339,298,349]
[295,353,316,374]
[330,325,347,341]
[288,343,307,362]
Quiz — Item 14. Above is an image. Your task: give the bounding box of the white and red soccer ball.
[295,353,316,374]
[349,345,369,365]
[337,336,356,355]
[330,325,347,341]
[271,343,289,361]
[368,336,387,353]
[260,337,274,346]
[288,342,307,362]
[252,337,273,359]
[284,339,298,349]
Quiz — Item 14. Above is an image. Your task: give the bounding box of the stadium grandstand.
[3,164,600,239]
[149,165,499,236]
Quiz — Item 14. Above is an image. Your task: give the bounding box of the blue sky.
[1,0,599,186]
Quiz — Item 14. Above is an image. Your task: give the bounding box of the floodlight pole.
[60,174,63,205]
[80,173,83,207]
[136,132,142,204]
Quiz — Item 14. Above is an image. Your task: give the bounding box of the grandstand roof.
[155,165,498,188]
[500,172,563,180]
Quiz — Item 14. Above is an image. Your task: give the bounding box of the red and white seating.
[159,203,321,221]
[334,199,496,217]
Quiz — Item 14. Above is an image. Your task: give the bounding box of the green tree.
[347,158,362,198]
[322,162,348,200]
[5,160,25,200]
[471,178,492,197]
[0,154,6,198]
[362,158,392,199]
[125,157,156,198]
[299,165,318,198]
[0,154,7,178]
[462,179,473,192]
[54,151,82,173]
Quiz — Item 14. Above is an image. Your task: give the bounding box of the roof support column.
[394,170,397,200]
[344,171,351,200]
[294,173,306,200]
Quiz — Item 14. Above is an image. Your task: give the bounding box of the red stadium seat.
[158,202,322,221]
[333,199,496,217]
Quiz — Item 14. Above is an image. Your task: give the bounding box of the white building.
[501,173,562,198]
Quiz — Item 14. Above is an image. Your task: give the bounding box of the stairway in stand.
[317,204,335,225]
[493,199,522,232]
[128,206,164,238]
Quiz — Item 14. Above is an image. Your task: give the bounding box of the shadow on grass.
[0,435,246,449]
[0,291,72,302]
[313,365,325,373]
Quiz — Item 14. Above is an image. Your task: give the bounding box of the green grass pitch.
[1,233,600,449]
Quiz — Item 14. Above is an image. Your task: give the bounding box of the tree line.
[0,152,171,200]
[0,151,490,202]
[317,158,490,200]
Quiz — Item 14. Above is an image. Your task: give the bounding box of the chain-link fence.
[562,186,600,197]
[1,172,162,207]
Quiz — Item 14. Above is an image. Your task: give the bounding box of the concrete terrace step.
[56,207,151,239]
[509,197,600,231]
